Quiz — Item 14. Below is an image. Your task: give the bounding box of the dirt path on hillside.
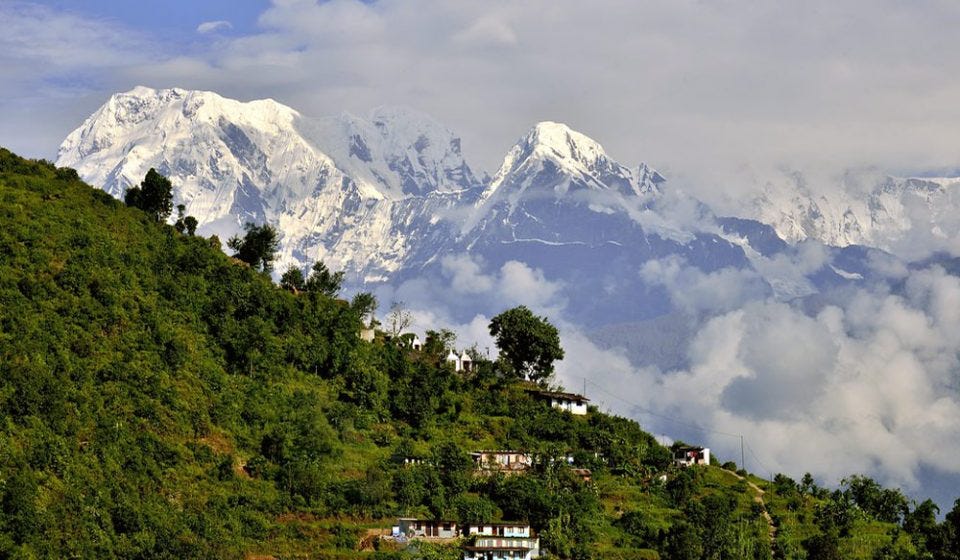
[732,472,777,556]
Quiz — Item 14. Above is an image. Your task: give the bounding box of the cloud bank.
[369,250,960,509]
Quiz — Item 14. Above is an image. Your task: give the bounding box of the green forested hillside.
[0,149,957,559]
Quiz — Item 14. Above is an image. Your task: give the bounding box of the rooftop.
[530,390,590,402]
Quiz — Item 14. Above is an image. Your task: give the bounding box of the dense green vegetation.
[0,148,957,559]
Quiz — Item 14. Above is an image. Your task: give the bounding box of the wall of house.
[468,524,531,538]
[463,549,537,560]
[474,537,540,549]
[550,398,588,415]
[397,519,457,538]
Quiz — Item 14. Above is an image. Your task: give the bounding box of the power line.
[583,377,741,439]
[582,376,781,477]
[745,442,776,481]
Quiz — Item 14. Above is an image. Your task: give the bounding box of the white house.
[359,328,376,342]
[396,518,458,540]
[446,350,462,371]
[397,332,422,351]
[463,523,540,560]
[673,446,710,467]
[531,391,589,415]
[471,451,533,474]
[446,350,475,372]
[466,523,532,538]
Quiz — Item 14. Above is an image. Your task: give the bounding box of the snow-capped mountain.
[57,86,482,281]
[744,168,960,260]
[57,86,885,326]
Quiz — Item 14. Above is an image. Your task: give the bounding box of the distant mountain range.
[56,87,959,327]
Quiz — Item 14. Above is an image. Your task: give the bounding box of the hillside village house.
[571,468,592,482]
[395,332,422,351]
[471,451,532,474]
[446,350,473,373]
[395,518,458,540]
[360,327,375,342]
[530,390,589,415]
[466,523,533,538]
[674,446,711,467]
[463,523,541,560]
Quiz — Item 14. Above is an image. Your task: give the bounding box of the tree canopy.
[124,168,173,222]
[305,260,344,297]
[488,305,564,383]
[227,222,280,272]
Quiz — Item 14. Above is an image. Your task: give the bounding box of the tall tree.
[280,266,306,292]
[305,260,344,297]
[174,204,187,233]
[227,222,280,273]
[183,216,198,236]
[124,168,173,222]
[351,292,378,327]
[488,305,564,383]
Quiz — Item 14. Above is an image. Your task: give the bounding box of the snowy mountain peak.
[55,88,491,281]
[58,86,301,170]
[524,121,609,166]
[480,121,662,204]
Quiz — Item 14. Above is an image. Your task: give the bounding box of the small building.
[531,390,589,415]
[397,332,422,351]
[445,350,474,372]
[673,446,710,467]
[396,518,458,540]
[570,468,592,482]
[464,523,540,560]
[360,328,376,342]
[446,350,462,371]
[471,451,532,474]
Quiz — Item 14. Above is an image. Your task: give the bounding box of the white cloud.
[360,247,960,504]
[497,260,563,309]
[441,254,495,294]
[367,254,566,339]
[452,15,518,48]
[639,256,767,315]
[11,0,960,183]
[197,20,232,34]
[573,267,960,498]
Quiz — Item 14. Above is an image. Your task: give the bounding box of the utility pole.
[740,435,745,471]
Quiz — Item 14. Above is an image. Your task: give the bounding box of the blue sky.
[32,0,270,38]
